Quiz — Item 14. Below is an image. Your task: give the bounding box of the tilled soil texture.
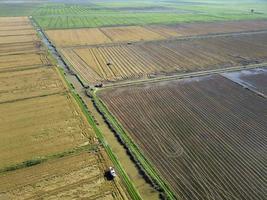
[98,75,267,200]
[223,67,267,95]
[147,20,267,38]
[0,151,126,200]
[62,32,267,84]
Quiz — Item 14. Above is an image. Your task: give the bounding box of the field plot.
[0,17,49,71]
[0,16,131,200]
[0,53,49,71]
[63,32,267,84]
[0,67,65,103]
[223,67,267,95]
[0,17,32,26]
[0,93,93,169]
[0,17,34,31]
[148,20,267,37]
[46,20,267,48]
[0,42,41,56]
[0,151,126,200]
[0,34,38,44]
[46,28,112,47]
[100,26,165,42]
[0,29,36,36]
[32,1,267,29]
[98,75,267,200]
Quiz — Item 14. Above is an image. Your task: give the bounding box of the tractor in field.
[109,167,116,178]
[105,167,116,180]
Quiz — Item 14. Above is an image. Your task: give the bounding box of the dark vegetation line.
[0,144,98,174]
[0,91,66,105]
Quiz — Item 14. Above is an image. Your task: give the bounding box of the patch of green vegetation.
[31,0,267,29]
[0,3,42,17]
[0,1,266,28]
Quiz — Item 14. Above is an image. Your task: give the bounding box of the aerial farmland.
[0,0,266,200]
[0,16,130,200]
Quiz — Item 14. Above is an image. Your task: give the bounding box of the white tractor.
[109,167,116,178]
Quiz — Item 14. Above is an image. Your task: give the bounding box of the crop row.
[64,32,267,84]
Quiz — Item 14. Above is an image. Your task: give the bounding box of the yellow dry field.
[0,93,93,169]
[0,67,65,103]
[0,42,40,56]
[0,29,36,36]
[0,53,48,71]
[0,17,129,200]
[100,26,165,42]
[46,28,112,47]
[0,24,33,31]
[0,17,29,24]
[0,152,128,200]
[0,34,38,44]
[0,17,33,31]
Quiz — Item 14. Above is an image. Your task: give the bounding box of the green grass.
[0,1,266,29]
[31,0,267,29]
[0,3,42,17]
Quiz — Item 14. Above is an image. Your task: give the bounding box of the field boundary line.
[0,91,67,105]
[98,27,114,42]
[56,68,142,200]
[92,90,177,199]
[0,65,45,74]
[102,63,267,89]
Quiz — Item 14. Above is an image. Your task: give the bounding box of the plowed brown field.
[62,32,267,84]
[98,75,267,200]
[148,20,267,37]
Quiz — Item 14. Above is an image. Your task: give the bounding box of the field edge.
[93,89,176,199]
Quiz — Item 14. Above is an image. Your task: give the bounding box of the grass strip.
[57,67,142,200]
